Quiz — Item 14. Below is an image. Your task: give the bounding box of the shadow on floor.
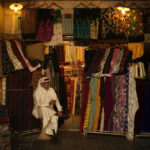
[11,131,150,150]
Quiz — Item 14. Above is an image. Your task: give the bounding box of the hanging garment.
[109,49,120,75]
[90,8,101,40]
[88,78,98,131]
[32,77,62,135]
[74,8,90,39]
[118,50,129,74]
[112,50,123,74]
[1,40,15,75]
[103,48,114,74]
[83,91,91,131]
[93,78,101,131]
[1,78,6,106]
[5,40,23,71]
[21,8,37,39]
[112,75,128,132]
[10,40,27,69]
[128,43,144,60]
[61,9,74,36]
[47,23,63,46]
[93,48,110,77]
[37,9,54,42]
[103,77,114,131]
[15,40,41,72]
[80,79,90,132]
[127,66,139,141]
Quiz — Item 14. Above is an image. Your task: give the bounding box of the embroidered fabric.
[127,66,139,141]
[5,41,23,71]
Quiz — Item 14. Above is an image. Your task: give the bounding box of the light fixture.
[116,1,130,14]
[9,3,23,13]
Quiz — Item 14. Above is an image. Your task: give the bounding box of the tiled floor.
[11,131,150,150]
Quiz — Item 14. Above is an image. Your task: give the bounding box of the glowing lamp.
[9,3,23,13]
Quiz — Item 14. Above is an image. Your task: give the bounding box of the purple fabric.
[134,79,145,134]
[37,20,53,42]
[103,77,114,131]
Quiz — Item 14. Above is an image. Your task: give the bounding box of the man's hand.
[49,100,56,105]
[57,111,63,117]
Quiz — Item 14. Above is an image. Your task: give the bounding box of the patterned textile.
[74,8,90,39]
[118,50,129,74]
[5,41,23,71]
[93,78,101,131]
[112,75,128,132]
[80,79,90,132]
[15,40,41,72]
[90,8,101,40]
[1,40,15,75]
[47,23,63,46]
[1,78,6,106]
[127,66,139,140]
[10,40,27,69]
[98,8,144,42]
[88,78,98,131]
[37,9,54,42]
[83,91,91,131]
[93,48,110,77]
[109,49,120,75]
[89,49,105,76]
[112,50,123,74]
[98,8,115,40]
[62,13,74,36]
[103,48,114,74]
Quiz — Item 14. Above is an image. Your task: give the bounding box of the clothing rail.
[84,129,126,137]
[135,133,150,138]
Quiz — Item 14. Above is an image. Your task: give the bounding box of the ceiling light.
[9,3,23,13]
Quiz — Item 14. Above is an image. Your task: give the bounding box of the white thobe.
[32,82,62,135]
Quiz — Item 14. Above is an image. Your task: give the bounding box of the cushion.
[25,43,45,61]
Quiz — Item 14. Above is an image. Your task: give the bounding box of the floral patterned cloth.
[127,66,139,140]
[112,75,128,132]
[98,8,144,42]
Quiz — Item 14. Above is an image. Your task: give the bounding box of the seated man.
[32,77,62,140]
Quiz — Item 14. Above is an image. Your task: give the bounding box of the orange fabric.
[128,43,144,60]
[93,78,101,131]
